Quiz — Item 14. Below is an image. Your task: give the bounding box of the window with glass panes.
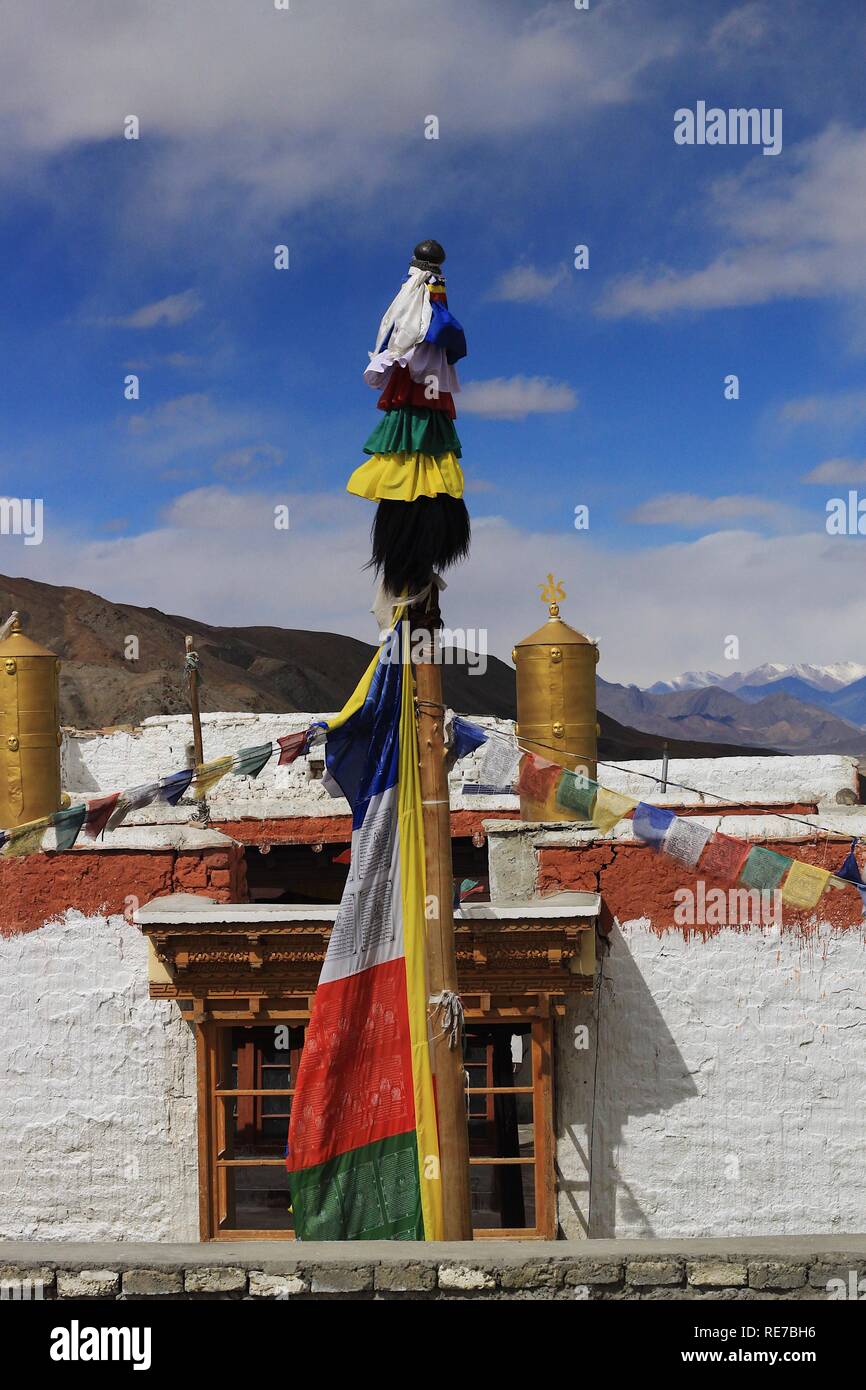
[198,1015,555,1239]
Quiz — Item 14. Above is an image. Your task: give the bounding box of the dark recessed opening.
[243,836,490,904]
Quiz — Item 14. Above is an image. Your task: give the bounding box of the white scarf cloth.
[372,265,434,359]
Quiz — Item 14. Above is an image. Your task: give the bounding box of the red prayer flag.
[697,831,752,884]
[277,732,307,766]
[83,792,121,840]
[517,752,561,804]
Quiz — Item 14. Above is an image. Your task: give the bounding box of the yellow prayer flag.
[781,860,831,910]
[2,815,53,857]
[591,786,638,834]
[192,755,233,799]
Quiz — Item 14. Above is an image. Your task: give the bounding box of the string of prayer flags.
[51,803,87,852]
[697,831,752,885]
[632,801,676,850]
[277,732,307,765]
[663,816,712,869]
[780,859,831,910]
[591,786,638,833]
[556,769,598,819]
[738,845,792,892]
[158,769,194,806]
[231,743,275,780]
[0,725,313,857]
[84,792,121,840]
[191,756,233,799]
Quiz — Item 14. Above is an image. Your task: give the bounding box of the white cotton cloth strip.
[373,265,434,359]
[364,342,461,395]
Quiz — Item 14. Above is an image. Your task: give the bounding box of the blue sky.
[2,0,866,683]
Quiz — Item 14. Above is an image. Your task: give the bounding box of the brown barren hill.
[0,573,768,759]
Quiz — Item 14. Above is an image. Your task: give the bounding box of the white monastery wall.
[61,713,860,821]
[557,923,866,1240]
[0,912,198,1242]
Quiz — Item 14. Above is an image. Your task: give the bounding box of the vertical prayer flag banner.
[781,860,831,910]
[286,621,442,1241]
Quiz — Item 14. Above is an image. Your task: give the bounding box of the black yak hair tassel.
[369,495,471,597]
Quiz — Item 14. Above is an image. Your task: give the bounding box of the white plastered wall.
[557,922,866,1239]
[0,912,199,1241]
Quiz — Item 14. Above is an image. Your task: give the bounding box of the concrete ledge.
[1,1237,863,1301]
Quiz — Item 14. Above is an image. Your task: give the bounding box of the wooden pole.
[185,635,205,769]
[411,588,473,1241]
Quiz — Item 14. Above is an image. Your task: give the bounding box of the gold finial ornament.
[513,595,599,822]
[539,574,566,605]
[0,615,62,828]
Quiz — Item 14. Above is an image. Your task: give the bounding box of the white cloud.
[105,290,203,329]
[460,376,577,420]
[0,2,681,216]
[9,489,866,687]
[708,2,769,56]
[214,443,285,480]
[600,126,866,318]
[628,492,781,526]
[487,264,568,303]
[803,458,866,484]
[123,393,278,472]
[778,389,866,428]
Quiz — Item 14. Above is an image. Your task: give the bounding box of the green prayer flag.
[232,743,274,779]
[52,803,88,852]
[556,769,598,819]
[739,845,792,891]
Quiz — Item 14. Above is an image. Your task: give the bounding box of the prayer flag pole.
[411,585,473,1241]
[352,237,474,1238]
[185,635,205,769]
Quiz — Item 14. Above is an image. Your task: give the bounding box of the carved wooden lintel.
[141,909,596,1007]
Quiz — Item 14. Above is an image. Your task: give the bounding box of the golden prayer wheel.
[0,616,62,828]
[513,601,599,821]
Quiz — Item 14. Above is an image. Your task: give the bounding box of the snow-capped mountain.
[648,662,866,696]
[646,670,725,693]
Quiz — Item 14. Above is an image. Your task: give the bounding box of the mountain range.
[4,572,865,760]
[0,573,765,763]
[648,662,866,695]
[597,678,866,756]
[638,661,866,749]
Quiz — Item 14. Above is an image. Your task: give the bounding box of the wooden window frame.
[196,1008,556,1241]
